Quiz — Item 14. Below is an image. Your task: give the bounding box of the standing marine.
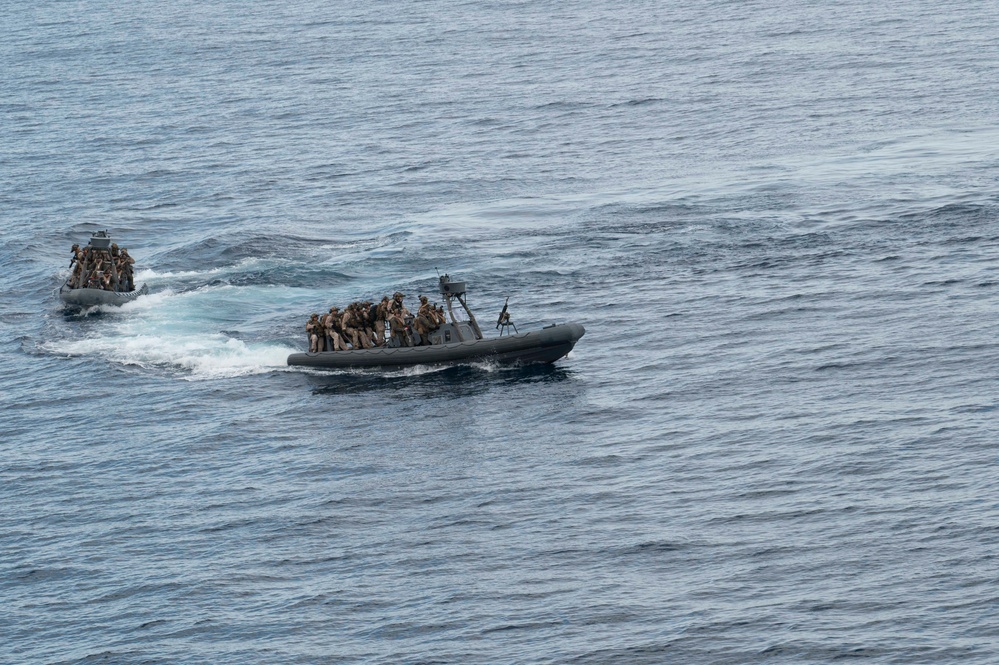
[119,248,135,291]
[413,295,436,345]
[374,295,391,346]
[388,299,411,347]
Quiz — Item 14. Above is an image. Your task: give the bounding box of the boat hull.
[287,322,585,369]
[59,283,148,308]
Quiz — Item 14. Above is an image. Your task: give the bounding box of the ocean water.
[3,0,999,662]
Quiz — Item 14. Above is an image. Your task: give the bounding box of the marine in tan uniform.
[70,262,83,288]
[413,295,436,345]
[86,270,101,289]
[360,302,376,349]
[388,301,411,347]
[392,291,410,318]
[306,313,322,352]
[351,302,372,349]
[68,245,85,287]
[323,307,346,351]
[119,249,135,291]
[359,300,377,348]
[341,303,372,350]
[374,296,390,346]
[339,305,357,349]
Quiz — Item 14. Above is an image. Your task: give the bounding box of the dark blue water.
[4,1,999,662]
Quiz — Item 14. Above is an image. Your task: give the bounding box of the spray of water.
[50,285,298,380]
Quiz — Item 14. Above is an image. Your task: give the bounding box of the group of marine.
[306,291,449,352]
[67,243,136,292]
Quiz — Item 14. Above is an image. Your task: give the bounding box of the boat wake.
[48,333,296,380]
[46,284,298,380]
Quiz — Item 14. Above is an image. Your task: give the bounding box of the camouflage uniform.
[119,249,135,291]
[414,295,435,345]
[340,306,358,349]
[69,245,84,287]
[392,291,410,318]
[306,314,322,352]
[323,308,346,351]
[374,296,390,346]
[357,303,375,349]
[360,301,377,348]
[342,304,373,350]
[389,302,411,347]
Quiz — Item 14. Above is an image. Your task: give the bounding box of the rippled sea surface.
[4,1,999,662]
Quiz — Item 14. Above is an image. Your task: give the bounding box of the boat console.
[437,273,483,341]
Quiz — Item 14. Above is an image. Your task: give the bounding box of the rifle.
[496,297,509,329]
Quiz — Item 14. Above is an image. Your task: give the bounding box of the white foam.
[49,333,297,380]
[387,364,451,378]
[134,267,221,281]
[299,363,451,379]
[468,358,501,373]
[52,284,300,380]
[134,256,296,283]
